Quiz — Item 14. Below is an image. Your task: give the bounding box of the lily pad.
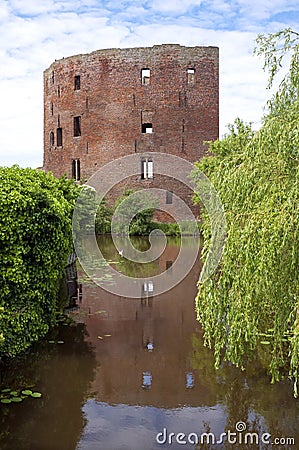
[11,397,23,402]
[31,392,42,398]
[48,340,55,344]
[1,398,12,404]
[10,391,19,396]
[57,341,64,344]
[22,390,33,396]
[1,388,11,393]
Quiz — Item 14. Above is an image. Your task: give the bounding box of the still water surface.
[0,236,298,449]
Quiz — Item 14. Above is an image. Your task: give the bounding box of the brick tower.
[43,44,219,219]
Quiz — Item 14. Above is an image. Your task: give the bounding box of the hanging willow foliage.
[191,29,299,394]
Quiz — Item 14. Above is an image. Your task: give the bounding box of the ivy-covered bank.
[0,166,79,357]
[191,29,299,392]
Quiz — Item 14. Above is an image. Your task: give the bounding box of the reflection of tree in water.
[191,331,299,449]
[117,256,159,278]
[98,235,161,278]
[0,322,97,450]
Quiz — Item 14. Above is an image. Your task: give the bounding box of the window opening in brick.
[50,131,54,147]
[72,159,81,181]
[141,68,150,85]
[51,102,54,115]
[166,260,173,270]
[74,116,81,137]
[187,68,195,84]
[51,71,54,84]
[58,114,60,127]
[141,158,153,179]
[166,191,173,204]
[57,85,61,97]
[86,97,89,110]
[147,160,153,178]
[142,123,153,134]
[74,75,81,90]
[56,128,62,147]
[141,159,147,179]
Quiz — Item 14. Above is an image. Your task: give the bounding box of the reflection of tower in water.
[141,279,154,352]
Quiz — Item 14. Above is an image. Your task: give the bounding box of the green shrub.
[0,166,79,357]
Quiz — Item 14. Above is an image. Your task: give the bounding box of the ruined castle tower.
[43,44,219,219]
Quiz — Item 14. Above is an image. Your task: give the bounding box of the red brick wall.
[43,44,219,220]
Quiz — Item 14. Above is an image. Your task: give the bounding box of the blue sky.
[0,0,298,167]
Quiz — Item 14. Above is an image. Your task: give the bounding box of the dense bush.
[95,199,113,234]
[191,29,299,392]
[0,166,79,357]
[110,189,157,236]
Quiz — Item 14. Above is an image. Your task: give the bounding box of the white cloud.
[8,0,57,16]
[0,0,297,167]
[151,0,202,13]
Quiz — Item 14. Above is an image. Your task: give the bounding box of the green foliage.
[0,166,80,357]
[150,222,180,236]
[112,189,157,236]
[254,28,299,115]
[151,221,201,236]
[95,199,113,234]
[192,29,299,392]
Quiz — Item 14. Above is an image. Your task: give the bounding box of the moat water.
[0,236,298,450]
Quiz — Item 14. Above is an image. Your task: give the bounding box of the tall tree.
[192,29,299,395]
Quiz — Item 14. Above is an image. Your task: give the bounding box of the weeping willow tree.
[192,29,299,394]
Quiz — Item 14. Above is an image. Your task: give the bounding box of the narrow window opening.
[57,85,61,97]
[74,116,81,137]
[166,191,173,204]
[142,123,153,134]
[141,159,147,179]
[74,75,81,90]
[51,71,54,84]
[187,68,195,84]
[86,97,89,110]
[166,260,173,271]
[141,158,153,179]
[141,68,150,85]
[51,102,54,116]
[147,160,153,178]
[50,131,54,147]
[56,128,63,147]
[72,159,81,181]
[57,114,60,127]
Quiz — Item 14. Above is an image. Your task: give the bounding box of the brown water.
[0,236,298,450]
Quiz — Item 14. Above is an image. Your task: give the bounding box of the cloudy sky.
[0,0,298,168]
